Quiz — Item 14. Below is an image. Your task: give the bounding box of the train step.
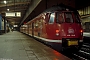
[72,43,90,60]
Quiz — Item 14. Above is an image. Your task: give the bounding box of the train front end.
[56,10,83,50]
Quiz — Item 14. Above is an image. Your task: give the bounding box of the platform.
[83,32,90,43]
[83,32,90,37]
[0,31,71,60]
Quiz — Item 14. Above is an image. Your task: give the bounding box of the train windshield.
[64,12,81,23]
[64,12,74,23]
[56,13,64,23]
[56,12,81,23]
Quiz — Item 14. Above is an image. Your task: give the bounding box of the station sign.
[5,12,21,17]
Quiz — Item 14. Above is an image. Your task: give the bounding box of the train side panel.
[27,14,47,39]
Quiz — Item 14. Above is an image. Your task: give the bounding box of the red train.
[20,5,83,51]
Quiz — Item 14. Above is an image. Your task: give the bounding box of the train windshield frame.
[73,12,81,23]
[56,11,81,24]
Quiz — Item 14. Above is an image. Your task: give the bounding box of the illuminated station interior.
[0,0,90,60]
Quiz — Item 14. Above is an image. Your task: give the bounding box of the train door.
[46,12,56,38]
[27,24,29,34]
[28,24,30,35]
[32,22,34,36]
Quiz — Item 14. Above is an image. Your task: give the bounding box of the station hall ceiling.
[0,0,31,26]
[75,0,90,10]
[0,0,90,27]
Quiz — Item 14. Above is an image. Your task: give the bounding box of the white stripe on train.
[29,34,83,43]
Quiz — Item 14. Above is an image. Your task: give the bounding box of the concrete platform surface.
[0,31,71,60]
[83,32,90,37]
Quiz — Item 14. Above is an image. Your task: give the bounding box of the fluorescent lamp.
[4,1,7,4]
[7,9,9,11]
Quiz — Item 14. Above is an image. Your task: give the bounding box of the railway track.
[72,43,90,60]
[36,36,90,60]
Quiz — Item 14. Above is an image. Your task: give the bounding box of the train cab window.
[56,13,64,24]
[49,13,55,23]
[65,12,73,23]
[45,13,50,23]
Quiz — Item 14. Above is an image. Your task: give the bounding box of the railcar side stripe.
[28,34,83,43]
[34,36,62,43]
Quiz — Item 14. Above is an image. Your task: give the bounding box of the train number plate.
[68,40,78,46]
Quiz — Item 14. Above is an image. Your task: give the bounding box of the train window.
[74,14,81,23]
[65,12,73,23]
[35,20,40,28]
[56,13,64,24]
[45,13,50,23]
[49,13,55,23]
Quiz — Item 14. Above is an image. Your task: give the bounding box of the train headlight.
[56,30,59,33]
[56,33,59,36]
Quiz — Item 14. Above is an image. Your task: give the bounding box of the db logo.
[68,28,74,33]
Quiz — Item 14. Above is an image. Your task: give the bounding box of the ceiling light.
[4,1,7,4]
[7,9,9,11]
